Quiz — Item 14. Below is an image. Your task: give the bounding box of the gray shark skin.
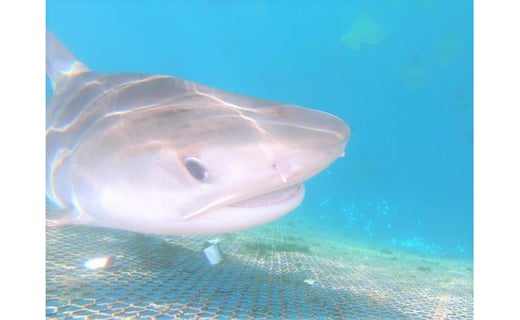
[46,30,351,235]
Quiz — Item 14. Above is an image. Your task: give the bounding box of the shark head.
[46,31,351,235]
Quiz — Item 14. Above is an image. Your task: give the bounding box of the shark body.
[46,31,350,235]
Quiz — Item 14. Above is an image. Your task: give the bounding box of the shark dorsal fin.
[46,30,90,91]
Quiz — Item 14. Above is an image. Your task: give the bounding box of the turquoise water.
[47,0,473,261]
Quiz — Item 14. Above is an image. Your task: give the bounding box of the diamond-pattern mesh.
[46,216,473,319]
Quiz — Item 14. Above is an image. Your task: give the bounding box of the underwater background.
[46,1,474,318]
[46,0,472,265]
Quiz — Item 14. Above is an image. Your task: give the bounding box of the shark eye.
[184,156,208,181]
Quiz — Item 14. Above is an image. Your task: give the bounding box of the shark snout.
[266,105,351,184]
[282,104,350,154]
[275,104,350,145]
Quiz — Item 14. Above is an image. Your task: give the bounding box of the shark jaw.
[230,183,303,208]
[102,183,306,236]
[174,183,306,235]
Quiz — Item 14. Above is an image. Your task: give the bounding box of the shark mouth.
[230,183,304,208]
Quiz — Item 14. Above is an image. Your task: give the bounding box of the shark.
[46,30,351,235]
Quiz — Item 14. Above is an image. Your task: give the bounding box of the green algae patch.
[380,248,394,255]
[416,266,433,272]
[243,240,311,255]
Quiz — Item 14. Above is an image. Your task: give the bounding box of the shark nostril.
[272,163,290,183]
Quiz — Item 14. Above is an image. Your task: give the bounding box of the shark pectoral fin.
[46,208,79,227]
